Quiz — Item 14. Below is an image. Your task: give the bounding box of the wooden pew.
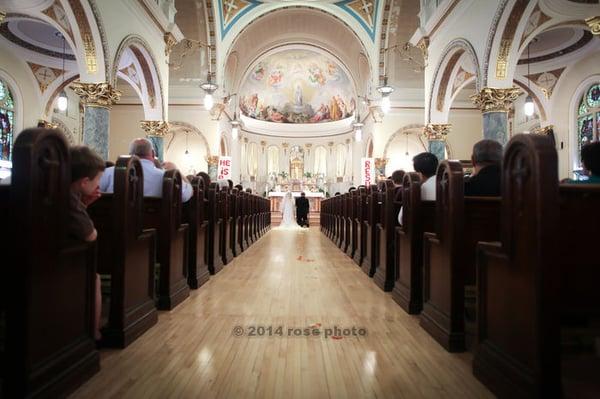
[343,193,352,254]
[88,156,158,347]
[338,194,347,249]
[1,128,99,397]
[361,184,380,277]
[353,187,368,266]
[142,170,190,310]
[474,134,600,397]
[420,161,500,352]
[220,186,234,265]
[346,189,358,258]
[373,179,401,292]
[183,175,210,289]
[391,173,435,314]
[230,188,242,257]
[239,191,249,251]
[205,182,224,274]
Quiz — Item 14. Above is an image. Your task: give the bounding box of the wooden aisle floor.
[70,227,493,399]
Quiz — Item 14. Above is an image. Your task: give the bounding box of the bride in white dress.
[279,191,299,228]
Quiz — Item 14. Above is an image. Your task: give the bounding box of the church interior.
[0,0,599,398]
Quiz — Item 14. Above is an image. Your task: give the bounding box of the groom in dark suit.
[295,192,310,227]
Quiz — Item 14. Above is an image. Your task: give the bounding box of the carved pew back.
[392,172,435,314]
[1,128,99,397]
[219,186,234,265]
[205,182,224,274]
[361,184,381,277]
[354,187,368,266]
[374,179,398,291]
[420,161,501,352]
[473,134,561,398]
[88,156,158,347]
[142,170,190,310]
[183,176,210,288]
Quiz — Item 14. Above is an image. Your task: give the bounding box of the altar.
[268,191,324,213]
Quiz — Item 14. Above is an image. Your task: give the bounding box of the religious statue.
[294,83,303,106]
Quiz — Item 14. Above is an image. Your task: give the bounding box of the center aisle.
[70,227,492,399]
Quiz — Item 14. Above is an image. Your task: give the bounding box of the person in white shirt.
[99,138,193,202]
[397,152,439,225]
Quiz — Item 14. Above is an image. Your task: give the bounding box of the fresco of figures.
[239,49,356,124]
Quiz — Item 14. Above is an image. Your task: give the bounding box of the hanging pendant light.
[57,32,68,112]
[377,76,394,114]
[200,46,218,111]
[231,119,240,140]
[524,40,535,117]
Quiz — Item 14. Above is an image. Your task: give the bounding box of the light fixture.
[183,130,190,159]
[57,32,68,112]
[377,77,394,114]
[524,39,535,117]
[200,46,218,111]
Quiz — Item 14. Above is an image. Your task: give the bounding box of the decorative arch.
[428,38,481,123]
[365,135,374,158]
[222,5,374,93]
[112,35,165,120]
[219,135,229,156]
[167,121,211,156]
[382,124,426,157]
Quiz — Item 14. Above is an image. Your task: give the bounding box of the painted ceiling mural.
[216,0,379,40]
[239,49,356,124]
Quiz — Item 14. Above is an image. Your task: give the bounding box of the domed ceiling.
[239,48,356,124]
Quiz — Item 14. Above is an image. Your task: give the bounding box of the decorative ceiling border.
[217,0,262,40]
[335,0,380,42]
[0,17,76,60]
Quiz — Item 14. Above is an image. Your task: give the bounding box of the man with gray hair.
[464,139,503,197]
[99,137,193,202]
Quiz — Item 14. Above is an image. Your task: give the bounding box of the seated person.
[566,141,600,184]
[398,152,439,225]
[68,145,105,342]
[99,138,193,202]
[464,139,502,196]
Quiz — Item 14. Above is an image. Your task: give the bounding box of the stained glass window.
[576,84,600,166]
[0,80,15,161]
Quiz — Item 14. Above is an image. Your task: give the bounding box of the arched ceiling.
[224,7,370,96]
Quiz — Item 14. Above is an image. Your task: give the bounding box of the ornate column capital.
[423,123,451,141]
[417,36,430,64]
[164,32,177,56]
[470,87,521,113]
[0,11,6,24]
[586,16,600,35]
[140,120,169,137]
[72,82,121,108]
[206,155,219,166]
[37,119,58,129]
[374,158,388,169]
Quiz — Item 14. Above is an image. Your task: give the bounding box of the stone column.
[374,157,388,181]
[470,87,521,146]
[206,155,219,181]
[140,120,169,161]
[424,123,450,161]
[72,82,121,160]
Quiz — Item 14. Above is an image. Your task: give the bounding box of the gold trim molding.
[470,87,521,113]
[423,123,451,141]
[140,120,169,137]
[206,155,219,166]
[0,10,6,24]
[37,119,59,129]
[586,16,600,35]
[72,82,121,108]
[374,158,388,169]
[531,125,554,136]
